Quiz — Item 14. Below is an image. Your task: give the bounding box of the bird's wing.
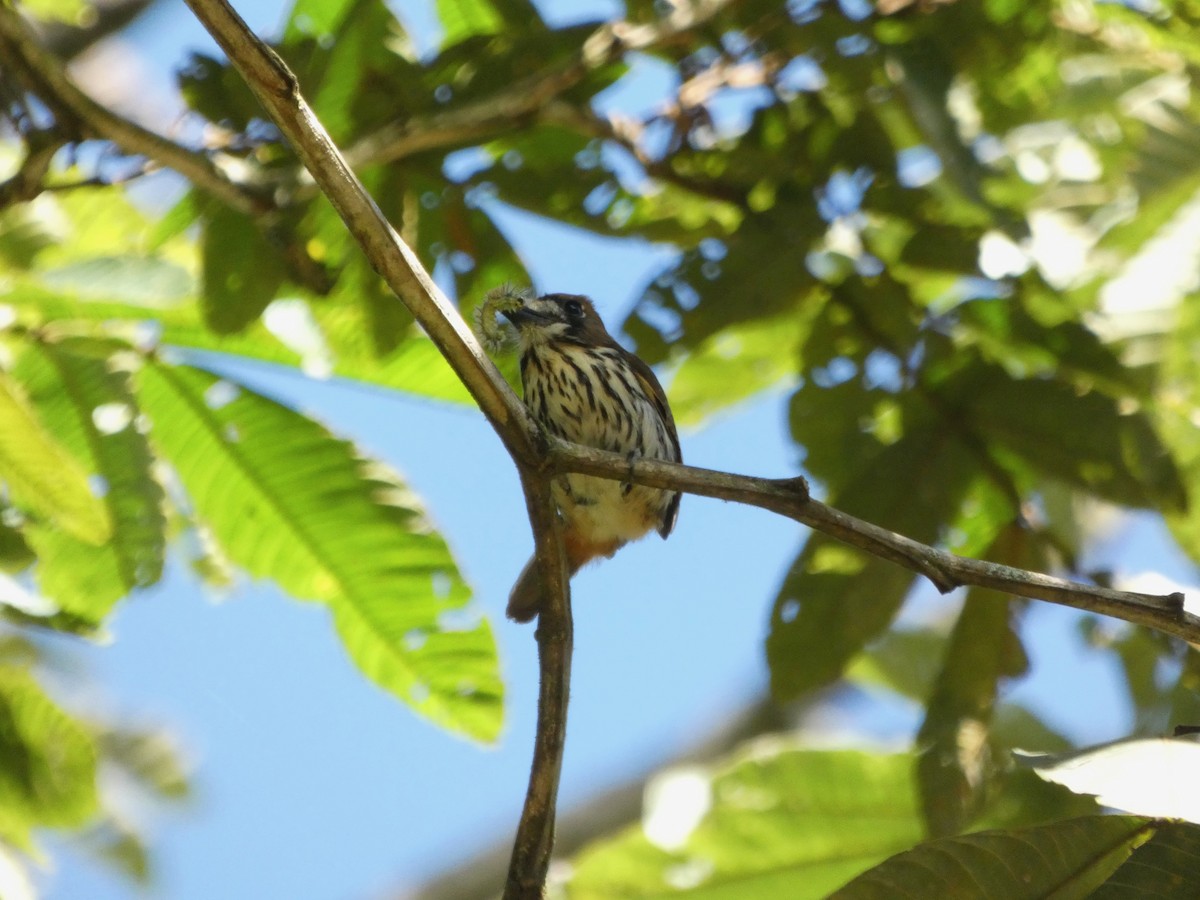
[624,351,682,539]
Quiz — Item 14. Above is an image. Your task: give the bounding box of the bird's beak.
[502,305,554,327]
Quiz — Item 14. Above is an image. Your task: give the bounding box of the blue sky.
[29,1,1200,898]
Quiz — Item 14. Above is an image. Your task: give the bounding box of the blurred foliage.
[2,0,1200,894]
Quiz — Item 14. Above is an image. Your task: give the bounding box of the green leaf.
[668,311,809,427]
[77,817,151,885]
[14,0,86,24]
[200,206,287,334]
[284,0,360,41]
[846,628,947,702]
[146,190,206,253]
[834,816,1156,900]
[1161,295,1200,563]
[916,525,1032,837]
[1092,821,1200,899]
[40,256,191,306]
[0,508,35,575]
[437,0,505,45]
[962,366,1185,512]
[0,666,98,845]
[15,337,165,622]
[768,405,979,700]
[298,0,411,142]
[0,372,111,546]
[567,747,924,900]
[134,362,502,741]
[767,541,918,702]
[99,727,191,802]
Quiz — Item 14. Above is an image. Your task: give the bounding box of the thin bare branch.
[0,2,268,217]
[344,63,588,170]
[38,0,157,60]
[337,0,743,174]
[505,475,572,900]
[0,130,63,208]
[548,439,1198,644]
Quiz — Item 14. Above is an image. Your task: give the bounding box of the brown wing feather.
[621,349,682,539]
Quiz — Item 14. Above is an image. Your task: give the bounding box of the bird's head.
[503,293,610,348]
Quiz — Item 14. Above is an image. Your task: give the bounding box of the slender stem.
[504,475,572,899]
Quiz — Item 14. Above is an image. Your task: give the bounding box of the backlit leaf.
[15,337,165,623]
[567,746,924,900]
[134,362,502,741]
[0,372,110,546]
[0,666,98,845]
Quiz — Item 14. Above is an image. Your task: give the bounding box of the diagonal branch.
[548,439,1197,644]
[337,0,743,174]
[178,2,572,897]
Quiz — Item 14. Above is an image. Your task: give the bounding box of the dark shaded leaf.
[917,524,1033,836]
[768,402,979,700]
[200,206,288,334]
[1092,821,1200,900]
[955,363,1185,511]
[834,816,1155,900]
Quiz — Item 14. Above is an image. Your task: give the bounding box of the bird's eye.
[564,299,584,319]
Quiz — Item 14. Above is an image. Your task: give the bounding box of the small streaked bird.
[503,293,681,622]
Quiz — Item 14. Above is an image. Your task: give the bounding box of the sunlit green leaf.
[134,362,502,740]
[14,0,86,25]
[847,628,947,702]
[438,0,503,45]
[0,372,111,546]
[284,0,360,41]
[15,337,165,622]
[0,666,98,845]
[668,311,809,427]
[567,747,924,900]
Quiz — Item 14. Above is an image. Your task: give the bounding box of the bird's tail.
[506,551,592,622]
[507,536,628,621]
[506,556,544,622]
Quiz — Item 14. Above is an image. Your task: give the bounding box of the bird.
[502,292,681,622]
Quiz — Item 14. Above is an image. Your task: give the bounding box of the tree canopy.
[1,0,1200,896]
